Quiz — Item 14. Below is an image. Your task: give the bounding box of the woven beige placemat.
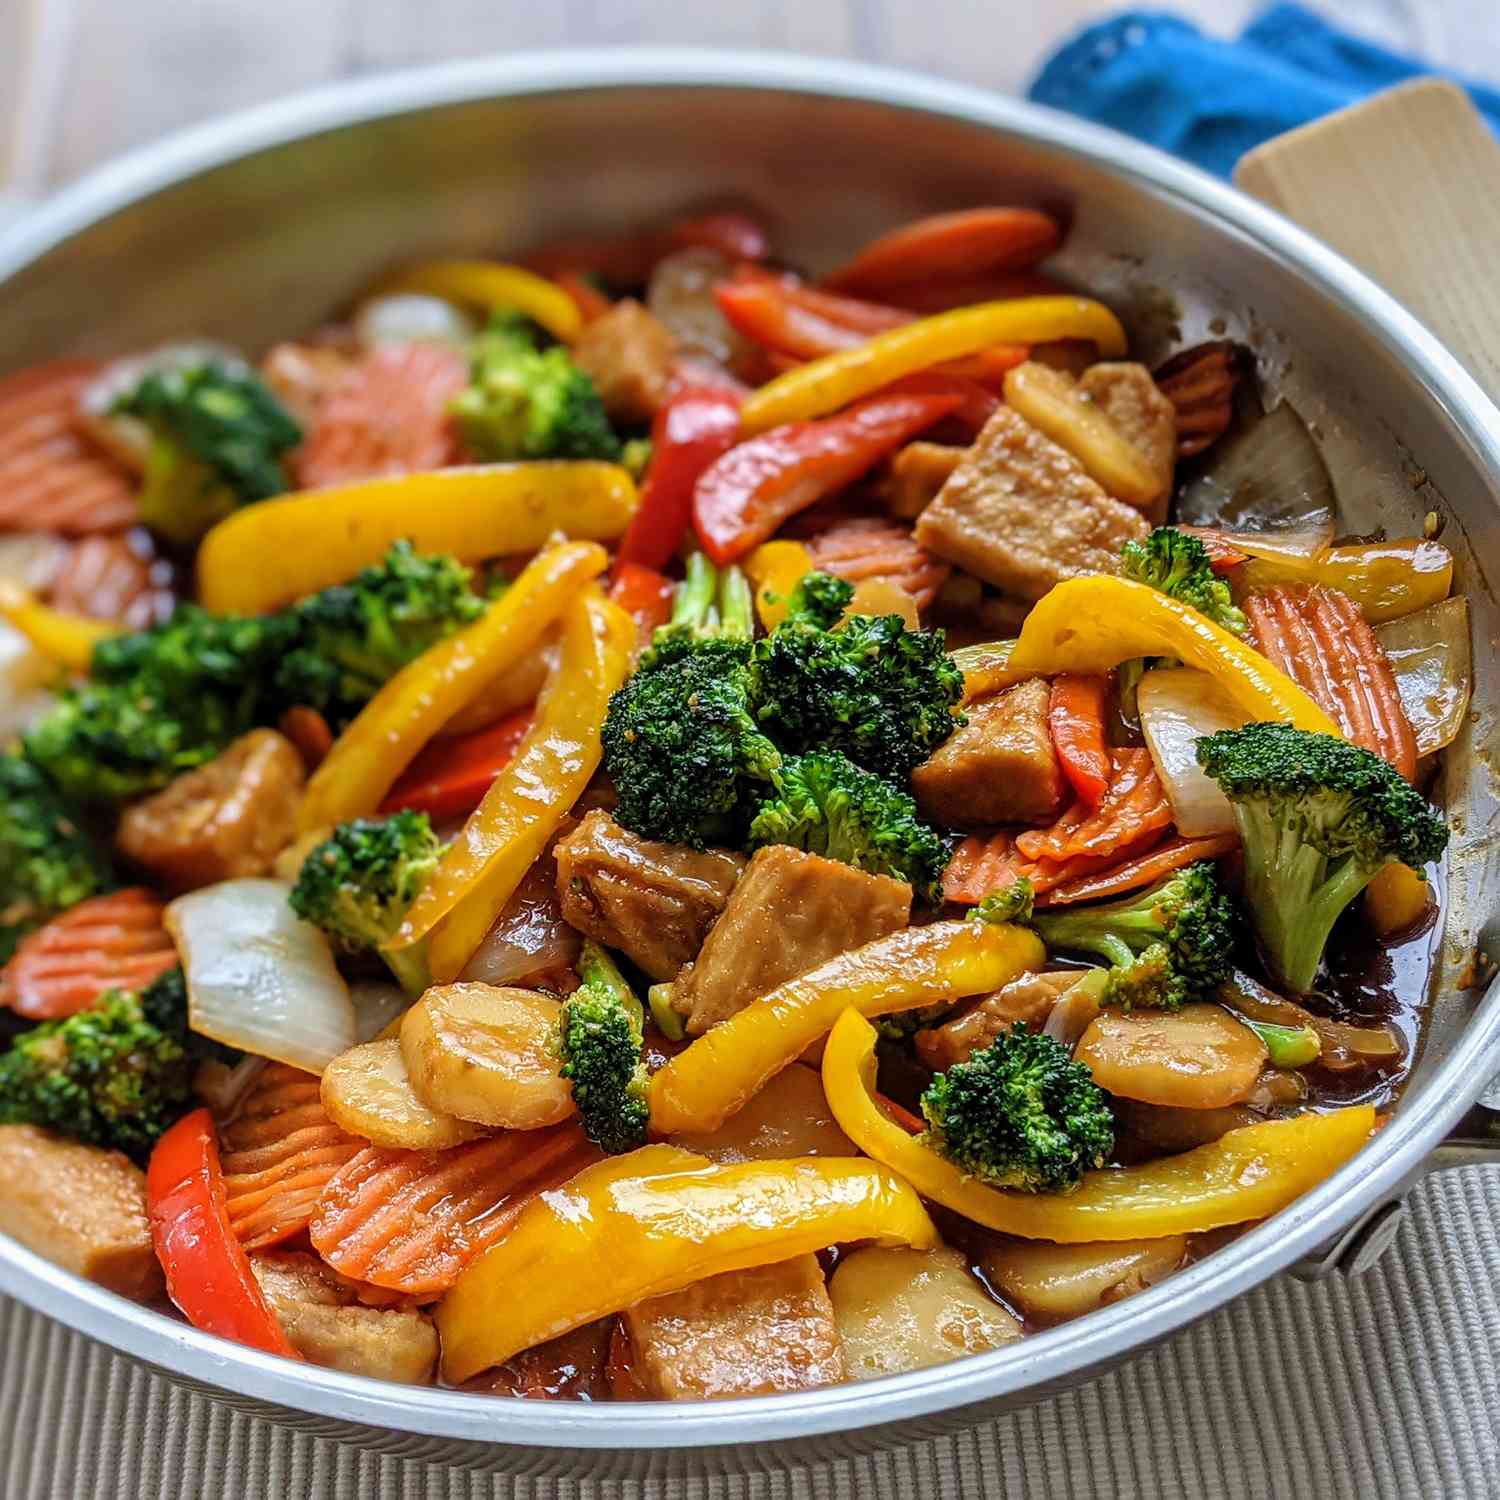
[2,1168,1496,1499]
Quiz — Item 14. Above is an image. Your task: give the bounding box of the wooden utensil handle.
[1235,78,1500,406]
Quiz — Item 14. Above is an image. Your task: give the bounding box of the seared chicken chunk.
[672,846,911,1034]
[912,677,1064,829]
[249,1251,438,1384]
[572,299,677,425]
[882,440,966,520]
[115,728,304,890]
[915,406,1148,600]
[554,809,745,982]
[625,1254,845,1400]
[0,1125,162,1301]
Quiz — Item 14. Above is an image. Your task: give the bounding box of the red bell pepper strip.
[882,371,1000,436]
[1049,674,1112,809]
[146,1109,300,1358]
[617,385,742,569]
[884,271,1068,314]
[608,562,676,655]
[692,390,963,565]
[823,208,1063,297]
[378,708,535,823]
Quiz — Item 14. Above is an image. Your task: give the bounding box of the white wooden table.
[6,0,1498,200]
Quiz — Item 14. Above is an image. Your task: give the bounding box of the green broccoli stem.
[717,565,754,641]
[647,982,686,1041]
[577,939,644,1032]
[1237,802,1376,993]
[671,552,719,634]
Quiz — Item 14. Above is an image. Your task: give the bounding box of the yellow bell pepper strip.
[0,582,123,672]
[436,1144,938,1381]
[739,296,1129,436]
[1008,576,1339,734]
[386,588,633,983]
[1002,361,1162,511]
[196,463,636,615]
[822,1008,1375,1241]
[649,918,1044,1136]
[1363,861,1431,935]
[376,260,582,343]
[744,539,813,631]
[949,638,1027,703]
[1237,538,1452,624]
[298,541,607,832]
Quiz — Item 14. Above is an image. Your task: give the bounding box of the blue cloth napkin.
[1028,3,1500,178]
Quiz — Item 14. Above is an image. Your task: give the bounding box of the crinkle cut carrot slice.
[308,1124,599,1297]
[47,532,175,628]
[0,888,178,1021]
[0,360,139,534]
[1015,749,1172,863]
[293,343,467,489]
[804,514,951,609]
[221,1063,364,1251]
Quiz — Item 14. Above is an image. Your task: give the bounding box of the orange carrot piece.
[882,271,1068,314]
[823,209,1062,297]
[1048,675,1111,809]
[0,888,178,1021]
[0,360,139,535]
[1040,833,1241,906]
[1154,342,1241,459]
[942,827,1164,906]
[1246,584,1417,780]
[309,1125,599,1297]
[221,1064,363,1251]
[804,514,951,609]
[1016,749,1172,863]
[279,705,336,770]
[294,343,467,489]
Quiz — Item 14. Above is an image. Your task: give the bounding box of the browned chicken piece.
[249,1251,439,1384]
[0,1126,162,1301]
[914,406,1148,600]
[911,676,1064,829]
[882,441,966,520]
[914,970,1083,1070]
[672,846,911,1035]
[115,728,305,891]
[1078,361,1177,525]
[572,299,678,425]
[554,809,746,982]
[624,1254,845,1400]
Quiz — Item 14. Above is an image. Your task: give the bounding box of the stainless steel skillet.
[0,49,1495,1477]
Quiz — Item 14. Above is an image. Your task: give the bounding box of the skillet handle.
[1238,83,1500,1276]
[1235,77,1500,408]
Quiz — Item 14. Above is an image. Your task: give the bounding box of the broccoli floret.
[603,555,780,848]
[452,314,620,462]
[1118,527,1249,717]
[0,975,199,1161]
[920,1022,1114,1193]
[747,750,950,903]
[783,570,855,630]
[1033,863,1236,1009]
[113,361,301,542]
[23,543,482,802]
[24,606,300,803]
[1197,723,1448,993]
[1120,527,1248,635]
[751,572,965,784]
[276,541,485,726]
[288,811,442,994]
[970,877,1036,926]
[0,755,114,963]
[558,940,650,1154]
